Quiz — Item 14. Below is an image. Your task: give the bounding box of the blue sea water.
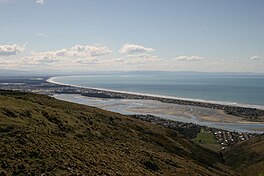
[51,73,264,106]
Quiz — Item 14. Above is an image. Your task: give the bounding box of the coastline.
[1,76,263,133]
[46,76,264,122]
[47,76,264,110]
[53,93,264,134]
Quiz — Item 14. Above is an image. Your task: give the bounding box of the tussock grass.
[0,90,241,175]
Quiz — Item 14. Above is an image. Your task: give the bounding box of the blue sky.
[0,0,264,72]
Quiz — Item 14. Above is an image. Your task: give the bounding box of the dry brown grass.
[0,90,240,175]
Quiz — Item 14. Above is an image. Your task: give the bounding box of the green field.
[194,129,216,144]
[193,129,221,151]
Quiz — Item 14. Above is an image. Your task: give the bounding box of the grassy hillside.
[224,135,264,176]
[0,90,239,175]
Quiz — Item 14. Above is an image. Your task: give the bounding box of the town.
[130,114,259,150]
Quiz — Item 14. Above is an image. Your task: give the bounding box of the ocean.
[51,73,264,107]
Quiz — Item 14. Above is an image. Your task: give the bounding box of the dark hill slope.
[0,90,237,175]
[224,135,264,176]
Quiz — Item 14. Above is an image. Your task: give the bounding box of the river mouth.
[53,94,264,134]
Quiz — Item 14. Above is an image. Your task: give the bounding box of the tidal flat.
[53,94,264,133]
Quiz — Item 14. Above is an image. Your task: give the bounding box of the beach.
[47,74,264,109]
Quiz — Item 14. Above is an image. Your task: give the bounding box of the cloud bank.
[22,44,112,64]
[1,42,262,72]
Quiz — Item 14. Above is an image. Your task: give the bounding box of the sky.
[0,0,264,73]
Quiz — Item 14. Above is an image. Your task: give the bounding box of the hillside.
[224,135,264,176]
[0,90,239,175]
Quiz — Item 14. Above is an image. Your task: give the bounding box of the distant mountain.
[0,70,56,77]
[0,70,30,77]
[118,71,264,76]
[0,89,239,175]
[1,69,263,78]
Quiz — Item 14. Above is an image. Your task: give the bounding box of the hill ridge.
[0,90,246,175]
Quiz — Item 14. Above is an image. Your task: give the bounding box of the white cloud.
[0,44,25,56]
[119,43,154,54]
[250,55,262,60]
[36,0,45,5]
[21,44,112,64]
[174,55,204,61]
[70,44,112,57]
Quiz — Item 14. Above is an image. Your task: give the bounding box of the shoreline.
[47,76,264,122]
[53,93,264,134]
[47,76,264,110]
[0,76,263,133]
